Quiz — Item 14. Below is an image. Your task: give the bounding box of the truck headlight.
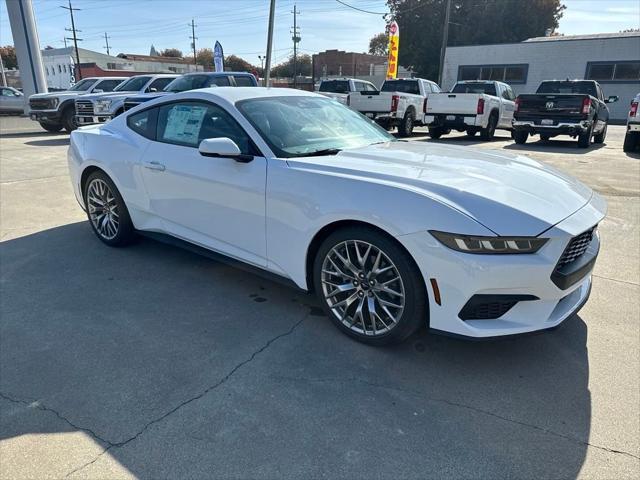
[94,100,112,113]
[430,231,548,254]
[49,98,59,108]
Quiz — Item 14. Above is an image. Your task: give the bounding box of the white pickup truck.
[318,78,378,105]
[348,78,441,137]
[423,80,516,140]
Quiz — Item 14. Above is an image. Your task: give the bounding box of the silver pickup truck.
[75,74,177,126]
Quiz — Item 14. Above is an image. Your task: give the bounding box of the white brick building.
[441,32,640,121]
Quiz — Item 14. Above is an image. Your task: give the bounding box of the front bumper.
[513,119,591,136]
[397,194,606,338]
[76,114,112,126]
[29,109,61,124]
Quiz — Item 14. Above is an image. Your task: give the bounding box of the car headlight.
[49,98,59,108]
[430,231,548,254]
[94,100,112,113]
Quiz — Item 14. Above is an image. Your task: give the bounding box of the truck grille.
[75,100,94,115]
[29,98,52,110]
[557,227,596,267]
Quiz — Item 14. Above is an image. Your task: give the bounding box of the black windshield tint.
[381,80,419,94]
[451,82,497,96]
[165,75,215,92]
[319,80,350,93]
[69,79,97,91]
[115,76,152,92]
[536,81,598,97]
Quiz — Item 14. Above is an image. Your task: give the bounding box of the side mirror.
[93,88,104,93]
[148,87,158,93]
[198,137,253,163]
[606,95,619,104]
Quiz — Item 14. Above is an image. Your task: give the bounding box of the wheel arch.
[80,165,110,203]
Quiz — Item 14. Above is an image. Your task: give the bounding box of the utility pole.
[189,19,197,66]
[61,0,83,80]
[438,0,451,87]
[291,4,301,88]
[103,32,111,56]
[264,0,276,87]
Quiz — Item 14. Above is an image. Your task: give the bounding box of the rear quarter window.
[234,76,257,87]
[127,108,157,140]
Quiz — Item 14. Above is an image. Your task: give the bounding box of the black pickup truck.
[512,80,618,148]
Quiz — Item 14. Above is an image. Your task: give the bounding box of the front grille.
[75,100,94,115]
[557,227,596,267]
[123,100,141,111]
[458,294,538,320]
[29,98,52,110]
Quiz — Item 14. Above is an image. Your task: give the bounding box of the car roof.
[93,77,127,80]
[174,86,320,103]
[181,71,254,77]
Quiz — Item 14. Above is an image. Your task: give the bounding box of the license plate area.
[446,115,456,121]
[541,119,554,126]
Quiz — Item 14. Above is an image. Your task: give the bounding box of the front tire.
[428,127,444,139]
[62,105,78,133]
[313,227,427,346]
[397,109,415,138]
[84,171,135,247]
[39,122,63,133]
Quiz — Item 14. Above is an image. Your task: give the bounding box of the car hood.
[30,91,88,100]
[76,91,138,101]
[286,141,594,236]
[125,92,171,102]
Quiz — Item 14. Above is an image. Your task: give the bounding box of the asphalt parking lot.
[1,115,638,479]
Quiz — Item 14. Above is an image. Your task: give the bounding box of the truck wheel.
[466,129,477,137]
[397,109,415,138]
[479,112,498,140]
[577,124,593,148]
[623,132,638,153]
[39,122,63,133]
[540,134,550,141]
[428,127,444,139]
[62,106,78,133]
[376,119,392,131]
[513,130,528,144]
[593,123,607,144]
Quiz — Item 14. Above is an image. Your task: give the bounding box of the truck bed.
[425,93,484,115]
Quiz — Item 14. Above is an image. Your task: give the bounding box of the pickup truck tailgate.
[517,94,586,116]
[426,93,481,114]
[349,91,393,113]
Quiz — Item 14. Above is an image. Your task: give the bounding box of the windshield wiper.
[295,148,342,157]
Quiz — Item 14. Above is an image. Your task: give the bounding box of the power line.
[334,0,387,15]
[60,0,82,80]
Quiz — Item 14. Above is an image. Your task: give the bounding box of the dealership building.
[441,32,640,121]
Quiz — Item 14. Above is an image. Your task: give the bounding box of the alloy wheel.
[87,178,120,240]
[320,240,405,336]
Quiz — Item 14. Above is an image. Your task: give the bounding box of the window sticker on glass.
[162,105,207,145]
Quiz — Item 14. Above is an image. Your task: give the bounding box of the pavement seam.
[277,376,640,461]
[592,273,639,287]
[61,314,308,478]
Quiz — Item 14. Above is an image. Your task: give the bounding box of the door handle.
[144,161,165,171]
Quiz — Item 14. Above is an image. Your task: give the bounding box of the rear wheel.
[397,109,415,137]
[313,227,427,346]
[540,134,550,141]
[84,171,135,247]
[466,129,477,137]
[62,105,77,133]
[428,127,444,139]
[577,124,593,148]
[623,131,638,153]
[39,122,63,133]
[513,130,528,144]
[479,112,498,140]
[593,122,607,144]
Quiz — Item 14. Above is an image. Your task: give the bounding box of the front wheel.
[62,106,78,133]
[513,130,528,144]
[397,110,415,138]
[428,127,444,139]
[84,171,135,247]
[39,122,63,133]
[313,227,427,346]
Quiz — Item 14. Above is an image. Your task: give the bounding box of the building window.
[458,64,528,84]
[586,61,640,82]
[58,64,62,73]
[63,64,67,73]
[45,66,49,75]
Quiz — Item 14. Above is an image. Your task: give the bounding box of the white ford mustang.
[68,87,606,345]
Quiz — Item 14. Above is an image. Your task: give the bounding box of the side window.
[127,108,157,140]
[2,88,15,97]
[365,83,377,92]
[96,80,123,92]
[234,76,255,87]
[148,77,173,92]
[431,83,441,93]
[354,82,366,92]
[207,76,231,87]
[156,101,254,154]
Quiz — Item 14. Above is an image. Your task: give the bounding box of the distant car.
[513,80,618,148]
[423,80,516,140]
[28,77,126,132]
[347,78,440,137]
[122,72,258,112]
[623,93,640,153]
[0,86,25,113]
[317,78,378,105]
[68,87,605,345]
[75,74,177,126]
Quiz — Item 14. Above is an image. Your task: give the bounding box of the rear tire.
[62,105,77,133]
[397,109,415,138]
[479,112,498,140]
[593,123,607,144]
[84,171,136,247]
[40,122,63,133]
[513,130,528,144]
[466,129,477,137]
[428,127,444,139]
[540,134,550,141]
[623,132,638,153]
[577,124,593,148]
[313,226,427,346]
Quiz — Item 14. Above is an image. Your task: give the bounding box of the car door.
[0,87,24,112]
[138,100,267,267]
[146,77,174,93]
[499,84,516,127]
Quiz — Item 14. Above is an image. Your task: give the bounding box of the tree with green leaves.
[271,54,312,78]
[0,45,17,69]
[160,48,183,58]
[224,55,256,72]
[368,33,389,56]
[196,48,213,67]
[387,0,565,82]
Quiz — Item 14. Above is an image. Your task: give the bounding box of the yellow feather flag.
[386,21,400,79]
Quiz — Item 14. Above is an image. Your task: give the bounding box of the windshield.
[69,79,98,91]
[164,74,230,92]
[536,81,597,97]
[237,96,394,158]
[319,80,350,93]
[381,80,419,94]
[114,76,151,92]
[452,82,497,96]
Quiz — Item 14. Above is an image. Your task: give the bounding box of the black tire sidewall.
[398,109,415,137]
[313,227,427,346]
[62,105,77,133]
[84,171,135,247]
[513,130,528,144]
[480,112,497,140]
[40,122,63,132]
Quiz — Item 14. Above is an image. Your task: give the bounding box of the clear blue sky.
[1,0,639,67]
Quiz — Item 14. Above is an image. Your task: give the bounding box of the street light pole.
[438,0,451,87]
[264,0,276,87]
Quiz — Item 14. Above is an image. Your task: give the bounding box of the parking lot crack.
[275,376,640,461]
[62,314,307,478]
